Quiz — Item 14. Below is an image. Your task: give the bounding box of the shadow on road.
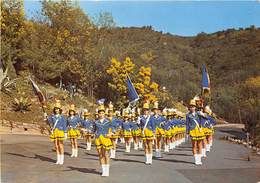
[112,158,144,164]
[124,153,145,157]
[7,152,56,163]
[166,153,193,157]
[85,152,99,157]
[66,166,100,175]
[155,158,194,164]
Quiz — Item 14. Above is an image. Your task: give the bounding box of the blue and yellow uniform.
[48,114,67,141]
[122,120,133,138]
[201,114,216,136]
[67,115,81,139]
[151,115,166,138]
[170,118,178,137]
[93,118,113,150]
[131,120,141,137]
[140,115,156,140]
[110,117,122,139]
[186,112,205,141]
[162,119,172,138]
[80,118,94,137]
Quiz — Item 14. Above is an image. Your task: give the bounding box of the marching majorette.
[170,109,178,150]
[151,101,165,158]
[94,100,114,177]
[67,104,81,158]
[130,108,142,150]
[162,108,172,152]
[201,105,216,152]
[47,100,67,165]
[107,102,122,159]
[140,101,156,165]
[80,109,94,151]
[122,108,133,153]
[186,99,205,165]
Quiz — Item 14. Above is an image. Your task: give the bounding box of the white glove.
[65,133,68,139]
[44,112,48,120]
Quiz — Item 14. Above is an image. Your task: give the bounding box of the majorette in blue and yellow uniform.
[121,108,133,152]
[93,105,113,151]
[47,100,67,165]
[130,110,142,150]
[201,105,216,152]
[150,101,166,158]
[80,109,93,151]
[170,109,179,149]
[48,101,67,142]
[162,109,172,152]
[140,101,155,165]
[186,105,205,141]
[151,101,166,138]
[140,103,156,141]
[67,104,81,139]
[107,102,122,141]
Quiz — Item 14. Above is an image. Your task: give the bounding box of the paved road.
[1,128,260,183]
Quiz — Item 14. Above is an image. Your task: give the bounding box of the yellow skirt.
[50,128,65,141]
[132,129,141,136]
[124,130,132,138]
[142,128,155,140]
[189,126,205,141]
[156,127,165,137]
[95,135,113,150]
[203,128,214,136]
[68,129,81,139]
[110,130,120,139]
[171,127,177,136]
[165,129,172,138]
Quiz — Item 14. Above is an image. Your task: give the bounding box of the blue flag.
[126,75,139,104]
[202,64,210,95]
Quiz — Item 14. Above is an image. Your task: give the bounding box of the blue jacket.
[48,114,67,132]
[162,120,172,131]
[150,115,166,129]
[130,121,140,130]
[186,112,202,133]
[110,117,123,130]
[122,121,133,131]
[140,115,155,132]
[93,118,113,138]
[67,115,81,129]
[80,119,93,131]
[201,115,216,128]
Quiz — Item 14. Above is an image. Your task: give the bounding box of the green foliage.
[12,97,32,112]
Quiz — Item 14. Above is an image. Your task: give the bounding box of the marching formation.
[44,97,216,177]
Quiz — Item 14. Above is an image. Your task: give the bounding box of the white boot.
[106,164,110,176]
[59,154,64,165]
[172,142,176,148]
[121,138,125,144]
[86,142,91,151]
[206,144,211,152]
[148,154,153,164]
[202,148,207,157]
[71,148,75,157]
[158,149,162,158]
[101,165,106,176]
[74,148,78,158]
[197,154,202,165]
[139,141,143,149]
[56,154,60,164]
[164,144,169,152]
[145,154,149,164]
[134,143,138,150]
[194,154,200,165]
[110,149,116,159]
[126,145,131,153]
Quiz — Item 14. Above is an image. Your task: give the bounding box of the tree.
[93,11,116,29]
[0,0,26,78]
